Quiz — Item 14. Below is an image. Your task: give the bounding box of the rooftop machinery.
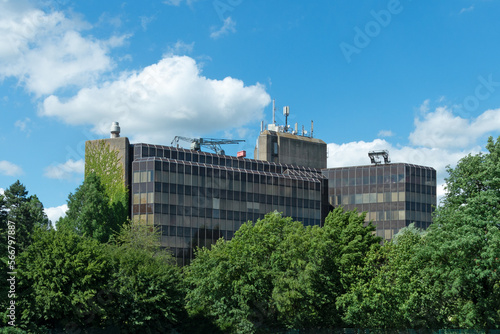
[262,99,314,138]
[171,136,245,155]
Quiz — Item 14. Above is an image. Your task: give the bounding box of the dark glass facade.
[322,163,436,240]
[131,143,328,265]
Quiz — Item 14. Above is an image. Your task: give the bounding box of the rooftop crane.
[368,150,391,165]
[170,136,245,155]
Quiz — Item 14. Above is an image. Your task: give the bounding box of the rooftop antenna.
[311,120,314,138]
[272,99,276,124]
[283,106,290,132]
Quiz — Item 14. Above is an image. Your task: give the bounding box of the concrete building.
[322,156,437,240]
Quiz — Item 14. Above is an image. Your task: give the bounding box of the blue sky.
[1,0,500,223]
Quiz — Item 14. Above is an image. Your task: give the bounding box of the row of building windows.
[133,163,323,188]
[138,178,322,198]
[331,191,436,206]
[134,144,320,174]
[133,203,321,219]
[324,164,436,177]
[342,201,434,214]
[134,181,318,198]
[324,165,436,186]
[331,183,436,195]
[132,186,321,209]
[132,213,321,230]
[362,210,433,222]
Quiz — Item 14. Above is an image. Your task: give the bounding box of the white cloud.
[0,1,127,96]
[409,107,500,149]
[45,204,68,225]
[459,5,474,14]
[0,188,4,195]
[377,130,394,137]
[0,160,23,176]
[40,55,271,144]
[210,17,236,39]
[44,159,84,180]
[166,40,194,55]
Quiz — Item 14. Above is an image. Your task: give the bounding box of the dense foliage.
[14,224,185,333]
[185,208,380,333]
[56,173,124,243]
[0,181,49,326]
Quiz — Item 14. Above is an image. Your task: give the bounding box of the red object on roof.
[237,150,246,158]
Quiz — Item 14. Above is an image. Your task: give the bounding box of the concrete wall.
[255,130,327,169]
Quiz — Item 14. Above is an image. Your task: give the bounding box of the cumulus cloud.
[0,161,23,176]
[210,17,236,39]
[45,204,68,225]
[44,159,84,180]
[409,106,500,149]
[40,55,270,144]
[0,1,127,96]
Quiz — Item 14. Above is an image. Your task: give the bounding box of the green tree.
[0,180,49,253]
[425,136,500,328]
[15,223,186,333]
[106,222,186,333]
[16,228,113,332]
[0,181,49,326]
[57,173,122,243]
[186,212,293,333]
[185,209,381,332]
[306,207,381,328]
[337,137,500,329]
[338,224,432,328]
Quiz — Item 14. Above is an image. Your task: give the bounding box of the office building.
[86,121,436,265]
[322,152,437,240]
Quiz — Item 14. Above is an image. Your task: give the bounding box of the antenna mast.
[272,99,276,124]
